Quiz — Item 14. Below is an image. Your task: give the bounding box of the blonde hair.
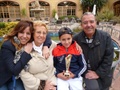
[33,21,48,32]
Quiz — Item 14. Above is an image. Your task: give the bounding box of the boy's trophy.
[64,54,72,77]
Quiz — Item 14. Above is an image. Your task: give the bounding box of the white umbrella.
[92,4,96,15]
[55,13,58,20]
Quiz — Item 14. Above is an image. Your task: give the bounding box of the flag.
[55,13,58,20]
[92,5,96,15]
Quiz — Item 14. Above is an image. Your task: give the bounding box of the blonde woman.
[20,22,57,90]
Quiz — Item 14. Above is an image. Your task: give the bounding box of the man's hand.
[85,70,99,79]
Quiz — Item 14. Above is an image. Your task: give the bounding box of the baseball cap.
[58,27,73,37]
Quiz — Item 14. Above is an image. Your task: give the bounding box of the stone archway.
[114,0,120,16]
[0,1,20,21]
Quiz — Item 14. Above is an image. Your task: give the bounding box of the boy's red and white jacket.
[52,41,87,78]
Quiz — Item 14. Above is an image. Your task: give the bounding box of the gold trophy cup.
[64,54,72,77]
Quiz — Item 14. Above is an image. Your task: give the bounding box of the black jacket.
[0,40,32,86]
[73,30,114,88]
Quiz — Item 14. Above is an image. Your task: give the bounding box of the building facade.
[0,0,119,21]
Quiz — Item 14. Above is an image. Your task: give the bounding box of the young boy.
[52,27,87,90]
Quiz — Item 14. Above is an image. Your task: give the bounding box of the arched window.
[58,1,76,17]
[114,1,120,16]
[0,1,20,20]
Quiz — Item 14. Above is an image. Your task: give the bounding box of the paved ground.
[110,24,120,90]
[110,64,120,90]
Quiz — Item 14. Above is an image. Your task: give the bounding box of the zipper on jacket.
[87,59,91,70]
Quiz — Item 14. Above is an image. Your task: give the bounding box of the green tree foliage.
[21,8,27,20]
[52,9,57,18]
[0,22,5,29]
[0,22,18,37]
[21,8,27,17]
[80,0,108,13]
[96,8,120,24]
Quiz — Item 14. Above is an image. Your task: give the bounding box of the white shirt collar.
[32,41,43,55]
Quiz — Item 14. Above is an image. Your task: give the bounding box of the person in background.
[73,12,114,90]
[52,27,87,90]
[20,22,57,90]
[0,20,52,90]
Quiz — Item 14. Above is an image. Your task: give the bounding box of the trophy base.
[64,72,70,77]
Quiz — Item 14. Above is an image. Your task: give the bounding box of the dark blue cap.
[58,27,73,37]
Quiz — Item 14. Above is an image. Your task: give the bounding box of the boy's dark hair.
[58,27,73,37]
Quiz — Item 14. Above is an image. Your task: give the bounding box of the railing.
[97,23,120,85]
[97,23,120,46]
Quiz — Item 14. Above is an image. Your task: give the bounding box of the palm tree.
[80,0,108,13]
